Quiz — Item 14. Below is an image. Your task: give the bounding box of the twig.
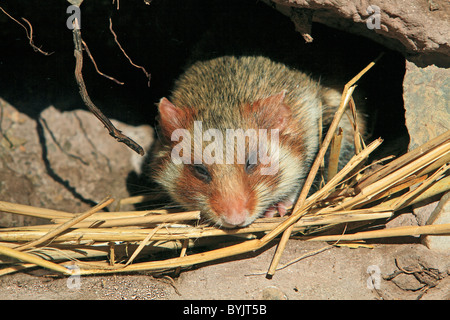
[348,97,365,153]
[245,245,334,276]
[109,242,115,266]
[109,17,151,87]
[273,244,334,272]
[0,6,53,56]
[71,16,144,156]
[82,40,124,85]
[112,0,120,10]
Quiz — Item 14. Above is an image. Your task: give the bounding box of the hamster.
[151,56,364,228]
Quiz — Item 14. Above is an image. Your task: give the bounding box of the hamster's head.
[152,91,310,228]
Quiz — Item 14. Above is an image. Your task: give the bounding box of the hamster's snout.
[210,192,254,228]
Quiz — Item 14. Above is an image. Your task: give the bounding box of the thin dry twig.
[273,245,334,272]
[82,40,124,85]
[245,244,334,276]
[51,210,200,228]
[0,6,53,56]
[109,17,151,87]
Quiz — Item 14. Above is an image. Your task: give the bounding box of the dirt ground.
[1,241,449,300]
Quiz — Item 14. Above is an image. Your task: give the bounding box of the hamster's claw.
[264,200,293,218]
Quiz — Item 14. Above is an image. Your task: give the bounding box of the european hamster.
[151,56,364,228]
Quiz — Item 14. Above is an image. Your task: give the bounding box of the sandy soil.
[1,241,448,300]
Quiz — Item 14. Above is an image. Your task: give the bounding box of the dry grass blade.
[0,245,71,275]
[15,197,114,251]
[328,128,343,181]
[52,211,200,228]
[125,225,165,266]
[0,201,74,219]
[386,175,449,208]
[357,129,450,190]
[340,139,450,210]
[305,223,450,242]
[386,163,449,210]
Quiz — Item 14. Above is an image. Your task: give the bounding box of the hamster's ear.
[158,98,191,137]
[250,90,291,131]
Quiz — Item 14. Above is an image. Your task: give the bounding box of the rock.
[422,192,450,252]
[403,61,450,151]
[387,51,449,231]
[0,98,153,227]
[267,0,450,66]
[386,212,418,229]
[260,286,288,300]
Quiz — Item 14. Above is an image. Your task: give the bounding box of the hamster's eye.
[192,164,212,183]
[245,154,258,174]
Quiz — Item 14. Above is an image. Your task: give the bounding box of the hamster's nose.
[221,208,250,227]
[211,194,251,228]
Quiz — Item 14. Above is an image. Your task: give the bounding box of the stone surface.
[0,98,153,227]
[269,0,450,66]
[391,273,424,291]
[260,286,289,300]
[403,61,450,151]
[382,59,449,230]
[422,192,450,252]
